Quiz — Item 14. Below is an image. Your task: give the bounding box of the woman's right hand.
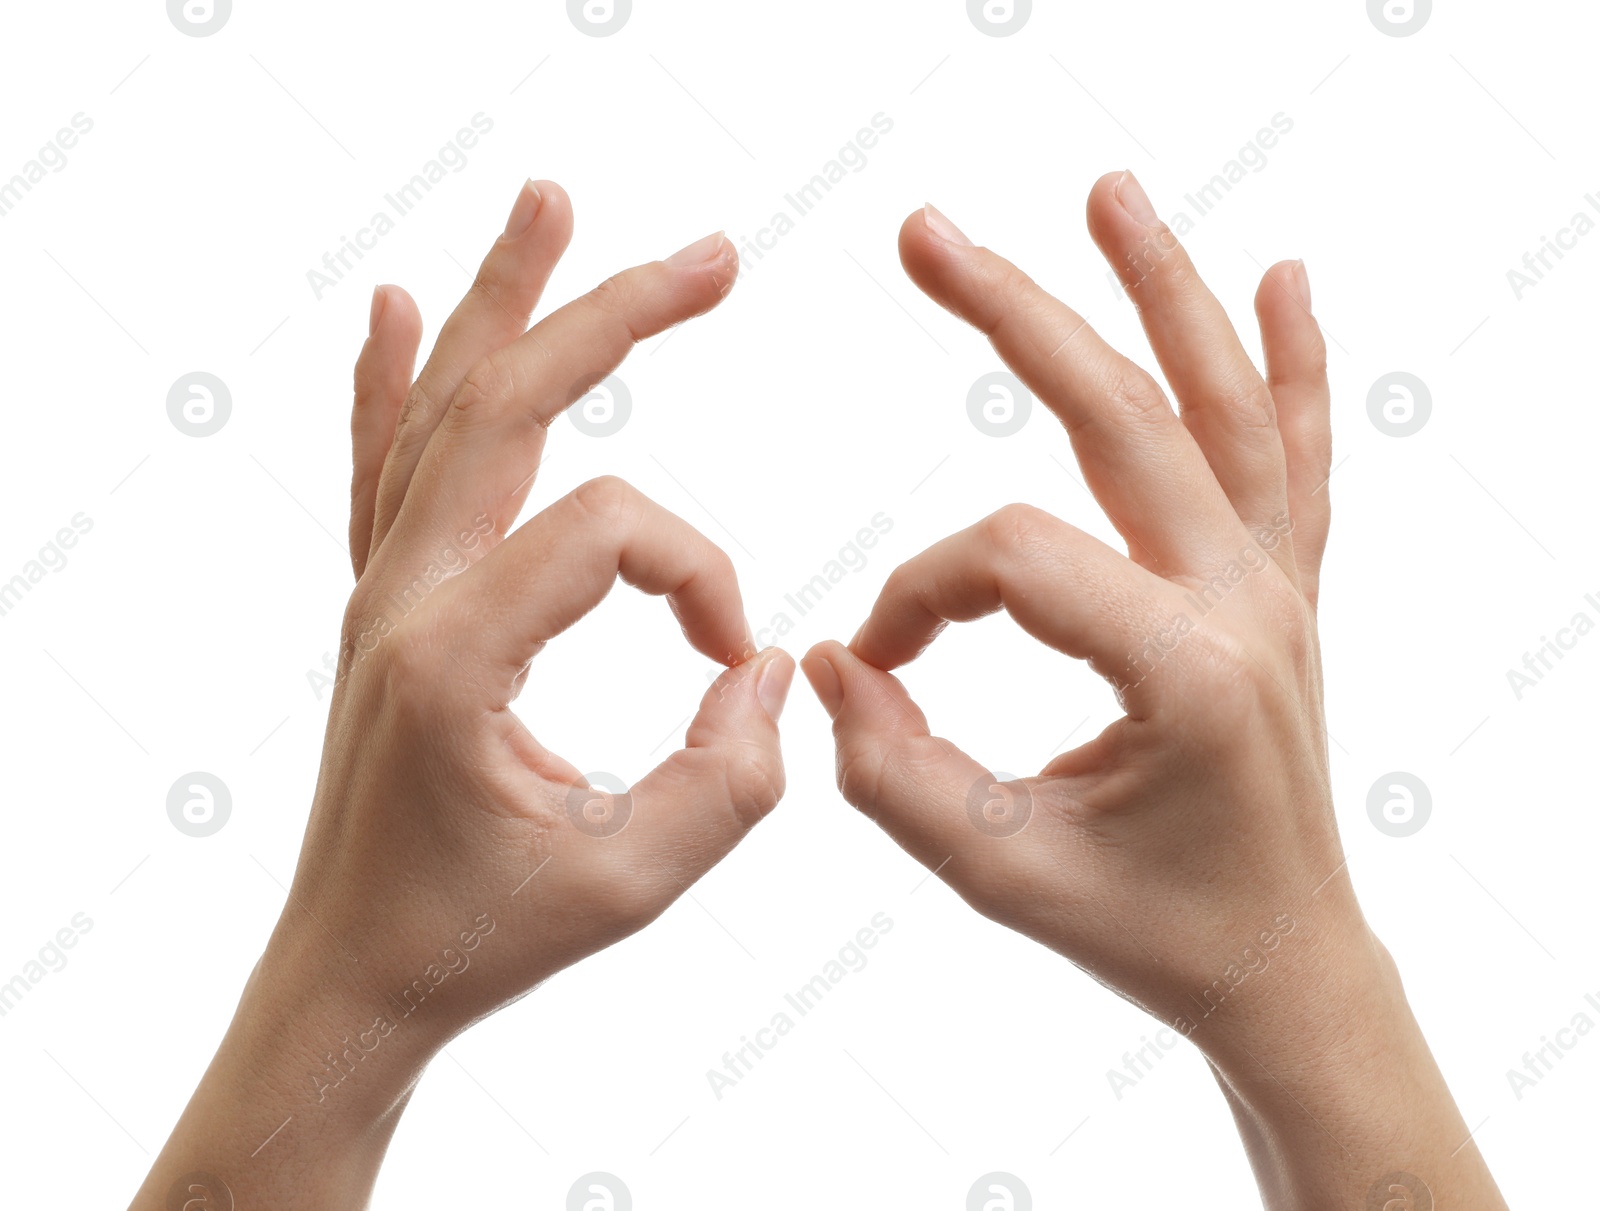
[133,180,794,1211]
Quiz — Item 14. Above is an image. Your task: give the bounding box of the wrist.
[1186,916,1503,1210]
[129,918,442,1210]
[243,911,451,1117]
[1185,899,1399,1079]
[1202,926,1417,1126]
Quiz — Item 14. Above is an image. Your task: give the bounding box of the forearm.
[1198,921,1504,1210]
[129,921,440,1210]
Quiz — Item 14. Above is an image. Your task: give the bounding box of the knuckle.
[347,481,378,540]
[352,359,381,402]
[587,273,646,343]
[1213,366,1276,429]
[1309,430,1335,476]
[878,556,913,597]
[467,266,506,311]
[1176,584,1315,734]
[1156,245,1201,294]
[339,585,383,646]
[875,563,917,619]
[834,738,954,835]
[982,502,1054,560]
[1267,329,1329,394]
[834,735,920,817]
[380,625,446,692]
[1100,365,1170,427]
[1255,577,1315,666]
[339,583,454,700]
[590,864,663,935]
[450,354,513,426]
[391,384,430,442]
[722,744,785,828]
[834,744,885,815]
[1283,406,1334,473]
[699,542,739,596]
[1180,627,1263,727]
[570,475,637,527]
[980,264,1047,339]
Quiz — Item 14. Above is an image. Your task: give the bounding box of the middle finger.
[1086,171,1295,576]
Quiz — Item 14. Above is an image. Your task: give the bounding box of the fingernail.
[503,179,543,238]
[1291,259,1311,309]
[923,203,973,246]
[801,653,844,719]
[666,230,727,266]
[1115,171,1159,227]
[756,651,795,722]
[369,285,388,336]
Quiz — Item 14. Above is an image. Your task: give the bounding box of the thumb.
[612,648,794,884]
[802,640,1000,869]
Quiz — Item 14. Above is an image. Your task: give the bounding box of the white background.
[0,1,1594,1206]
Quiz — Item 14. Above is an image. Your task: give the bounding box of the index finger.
[384,231,739,563]
[900,205,1249,578]
[851,503,1175,711]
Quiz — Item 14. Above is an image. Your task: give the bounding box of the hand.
[802,172,1505,1210]
[132,181,794,1210]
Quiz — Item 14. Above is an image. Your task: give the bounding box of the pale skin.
[131,181,795,1208]
[131,175,1505,1210]
[802,172,1507,1209]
